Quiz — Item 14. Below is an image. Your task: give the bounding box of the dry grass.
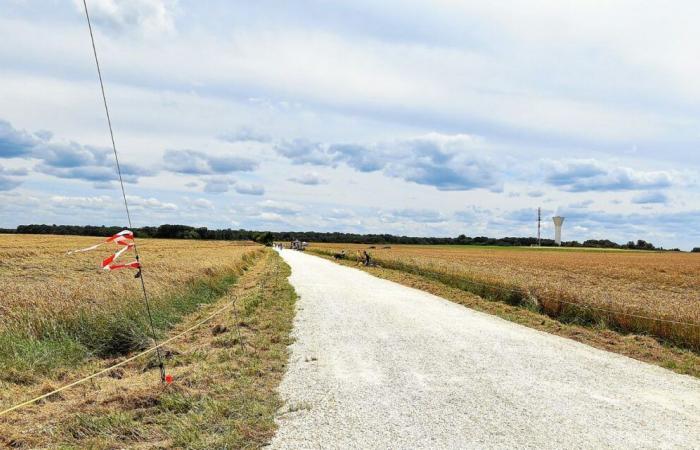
[0,249,297,448]
[310,243,700,351]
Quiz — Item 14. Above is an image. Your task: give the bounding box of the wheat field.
[0,234,260,333]
[311,243,700,349]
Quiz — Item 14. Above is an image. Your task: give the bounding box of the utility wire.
[82,0,166,382]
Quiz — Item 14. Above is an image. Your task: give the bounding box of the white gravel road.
[270,249,700,449]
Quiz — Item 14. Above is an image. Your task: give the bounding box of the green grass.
[53,254,296,449]
[0,268,249,383]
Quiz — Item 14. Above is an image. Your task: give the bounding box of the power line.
[81,0,165,382]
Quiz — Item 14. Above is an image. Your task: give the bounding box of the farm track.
[272,249,700,449]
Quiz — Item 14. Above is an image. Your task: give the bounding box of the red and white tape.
[68,230,140,271]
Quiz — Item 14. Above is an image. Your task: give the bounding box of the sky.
[0,0,699,249]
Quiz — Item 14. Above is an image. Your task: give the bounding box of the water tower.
[552,216,565,246]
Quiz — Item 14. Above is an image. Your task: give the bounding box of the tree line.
[0,223,687,251]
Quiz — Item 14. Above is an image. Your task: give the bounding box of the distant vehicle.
[291,240,308,251]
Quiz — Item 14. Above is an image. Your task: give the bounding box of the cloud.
[326,208,355,220]
[202,177,264,195]
[275,139,335,166]
[0,165,28,177]
[203,179,230,193]
[218,127,271,143]
[50,195,114,210]
[125,195,177,211]
[163,149,257,175]
[46,193,176,213]
[191,198,213,209]
[276,133,502,192]
[258,212,285,222]
[0,119,155,185]
[0,176,21,191]
[260,200,303,215]
[544,159,673,192]
[386,208,446,224]
[234,182,265,196]
[288,171,328,185]
[74,0,176,36]
[0,119,42,158]
[569,200,594,209]
[632,191,669,205]
[35,143,155,185]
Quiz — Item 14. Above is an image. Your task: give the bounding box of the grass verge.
[310,249,700,378]
[1,249,297,449]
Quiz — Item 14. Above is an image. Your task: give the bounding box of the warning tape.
[0,297,241,419]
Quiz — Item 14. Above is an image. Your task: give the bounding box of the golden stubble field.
[311,243,700,348]
[0,234,261,334]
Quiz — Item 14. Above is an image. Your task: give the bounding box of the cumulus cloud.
[275,139,335,166]
[35,143,155,185]
[125,195,177,211]
[0,119,43,158]
[0,119,155,186]
[288,171,328,185]
[632,191,669,205]
[201,177,264,195]
[46,194,176,214]
[74,0,177,36]
[276,133,502,192]
[260,200,303,215]
[50,195,114,209]
[569,200,594,209]
[191,198,213,209]
[234,182,264,196]
[385,208,446,224]
[0,176,21,191]
[218,127,271,143]
[544,159,673,192]
[0,164,28,190]
[163,149,257,175]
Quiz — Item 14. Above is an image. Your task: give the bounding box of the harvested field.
[310,244,700,350]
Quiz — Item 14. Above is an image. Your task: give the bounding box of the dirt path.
[271,250,700,449]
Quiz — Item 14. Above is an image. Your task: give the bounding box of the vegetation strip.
[1,249,298,449]
[310,248,700,378]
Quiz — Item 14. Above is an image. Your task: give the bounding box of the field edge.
[1,249,299,449]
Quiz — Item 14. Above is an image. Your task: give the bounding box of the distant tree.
[255,231,274,246]
[692,248,700,253]
[636,239,656,250]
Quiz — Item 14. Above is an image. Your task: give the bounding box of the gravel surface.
[271,250,700,449]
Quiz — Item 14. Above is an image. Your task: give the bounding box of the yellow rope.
[0,298,238,418]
